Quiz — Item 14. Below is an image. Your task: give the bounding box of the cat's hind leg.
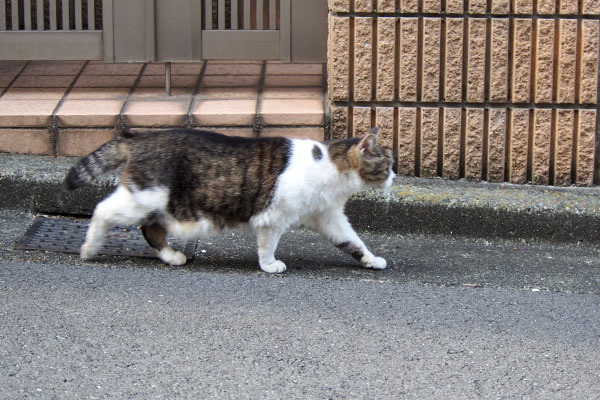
[255,227,286,273]
[141,220,186,266]
[81,185,152,260]
[305,209,387,270]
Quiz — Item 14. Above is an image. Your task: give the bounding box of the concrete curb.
[2,154,600,244]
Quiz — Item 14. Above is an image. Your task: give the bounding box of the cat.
[65,127,395,273]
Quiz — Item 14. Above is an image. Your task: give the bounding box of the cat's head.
[354,127,395,188]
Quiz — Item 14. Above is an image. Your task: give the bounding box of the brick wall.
[328,0,600,186]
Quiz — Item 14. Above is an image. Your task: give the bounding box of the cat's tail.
[65,132,131,190]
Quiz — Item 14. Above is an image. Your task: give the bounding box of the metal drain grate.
[15,216,196,260]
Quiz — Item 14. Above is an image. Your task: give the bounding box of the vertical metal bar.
[165,62,172,96]
[218,0,225,29]
[62,0,69,30]
[205,0,212,29]
[243,0,250,29]
[269,0,276,30]
[87,0,94,30]
[50,0,57,30]
[279,0,290,60]
[24,0,31,30]
[256,0,263,30]
[36,0,44,30]
[231,0,238,30]
[11,0,18,30]
[75,0,82,30]
[0,0,5,31]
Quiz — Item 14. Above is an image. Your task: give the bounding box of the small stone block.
[422,18,441,102]
[329,105,350,139]
[577,110,597,186]
[512,19,532,103]
[445,18,463,102]
[446,0,464,13]
[55,99,124,128]
[376,17,396,102]
[354,17,373,102]
[261,98,324,126]
[423,0,440,13]
[514,0,533,14]
[399,18,418,102]
[532,109,552,185]
[56,129,116,157]
[467,19,487,103]
[328,0,350,12]
[400,0,419,12]
[465,108,484,181]
[491,0,510,13]
[583,0,600,14]
[0,100,57,127]
[262,128,324,141]
[375,107,395,150]
[510,109,529,184]
[0,129,53,155]
[535,19,555,104]
[397,107,417,176]
[488,109,506,182]
[555,110,574,186]
[354,0,373,12]
[537,0,555,14]
[579,20,599,104]
[352,107,373,137]
[443,108,462,180]
[329,16,350,101]
[420,108,439,178]
[557,19,578,104]
[469,0,487,13]
[377,0,396,12]
[559,1,578,14]
[490,18,509,102]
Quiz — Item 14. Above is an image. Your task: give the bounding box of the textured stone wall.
[328,0,600,186]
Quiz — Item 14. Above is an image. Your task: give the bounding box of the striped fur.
[66,128,394,272]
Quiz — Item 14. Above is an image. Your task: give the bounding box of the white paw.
[80,242,99,260]
[158,248,187,266]
[362,256,387,270]
[260,260,287,274]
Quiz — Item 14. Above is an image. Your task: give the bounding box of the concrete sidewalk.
[2,153,599,244]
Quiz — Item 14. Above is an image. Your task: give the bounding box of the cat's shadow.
[189,229,394,274]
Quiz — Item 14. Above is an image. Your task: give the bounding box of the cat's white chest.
[250,139,363,228]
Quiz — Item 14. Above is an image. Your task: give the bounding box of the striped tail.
[64,137,128,190]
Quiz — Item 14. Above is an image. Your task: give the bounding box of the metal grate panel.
[15,216,196,260]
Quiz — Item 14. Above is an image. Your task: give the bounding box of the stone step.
[0,60,326,157]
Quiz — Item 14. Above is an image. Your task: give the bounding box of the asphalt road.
[1,210,600,399]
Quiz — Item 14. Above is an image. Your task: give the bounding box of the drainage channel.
[15,215,196,260]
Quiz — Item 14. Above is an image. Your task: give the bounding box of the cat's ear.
[366,127,379,136]
[359,132,378,155]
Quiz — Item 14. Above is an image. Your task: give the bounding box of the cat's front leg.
[305,210,387,270]
[255,227,286,273]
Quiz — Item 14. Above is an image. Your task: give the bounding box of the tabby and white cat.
[65,128,394,273]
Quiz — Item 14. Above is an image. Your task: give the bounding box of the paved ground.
[2,210,600,399]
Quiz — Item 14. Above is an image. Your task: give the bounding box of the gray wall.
[291,0,327,62]
[105,0,326,62]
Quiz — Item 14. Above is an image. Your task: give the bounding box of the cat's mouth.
[367,170,395,188]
